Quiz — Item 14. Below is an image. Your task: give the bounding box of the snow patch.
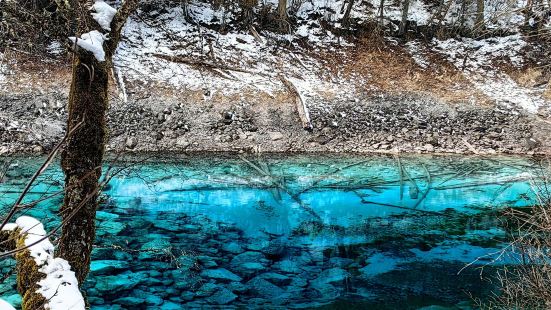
[429,35,549,113]
[11,216,85,310]
[15,216,55,266]
[69,30,108,62]
[91,0,117,31]
[46,41,64,56]
[1,223,18,231]
[0,299,16,310]
[37,258,85,310]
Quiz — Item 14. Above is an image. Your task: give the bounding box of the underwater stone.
[221,242,244,254]
[96,210,120,221]
[239,262,266,275]
[180,291,195,301]
[197,255,218,268]
[312,268,350,285]
[206,287,238,305]
[231,251,267,267]
[290,277,308,287]
[87,296,105,305]
[308,283,340,300]
[90,260,130,275]
[97,221,126,236]
[159,301,183,310]
[246,277,288,299]
[144,295,164,306]
[259,272,292,286]
[94,273,142,294]
[272,259,301,274]
[113,296,145,306]
[175,255,198,271]
[226,281,248,293]
[195,283,219,297]
[200,268,242,282]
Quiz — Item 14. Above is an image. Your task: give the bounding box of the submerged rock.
[200,268,242,282]
[113,296,145,306]
[95,273,142,295]
[206,287,238,305]
[247,277,288,300]
[312,268,350,285]
[195,283,219,297]
[90,260,130,275]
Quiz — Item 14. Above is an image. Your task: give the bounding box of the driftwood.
[249,25,264,44]
[279,76,313,131]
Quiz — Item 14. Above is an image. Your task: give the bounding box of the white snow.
[15,216,55,266]
[47,41,64,56]
[0,299,16,310]
[37,258,85,310]
[401,34,550,114]
[69,30,108,62]
[10,216,85,310]
[1,223,17,231]
[90,0,117,31]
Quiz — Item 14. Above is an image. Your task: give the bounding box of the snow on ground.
[406,35,549,114]
[115,5,356,105]
[0,52,8,85]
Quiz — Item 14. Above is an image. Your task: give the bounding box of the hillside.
[1,0,550,154]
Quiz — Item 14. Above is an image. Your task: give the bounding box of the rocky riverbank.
[1,89,550,155]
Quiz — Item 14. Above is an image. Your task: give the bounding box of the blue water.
[0,154,542,309]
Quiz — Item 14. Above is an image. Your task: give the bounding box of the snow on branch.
[0,299,16,310]
[91,0,117,31]
[69,30,108,62]
[2,216,85,310]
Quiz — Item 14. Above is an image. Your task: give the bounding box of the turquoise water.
[0,154,543,309]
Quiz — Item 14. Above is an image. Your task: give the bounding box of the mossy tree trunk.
[56,0,139,284]
[0,230,47,309]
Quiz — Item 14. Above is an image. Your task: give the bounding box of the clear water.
[0,154,542,309]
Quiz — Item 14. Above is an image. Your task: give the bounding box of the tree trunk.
[342,0,355,28]
[56,0,139,285]
[58,54,110,284]
[475,0,484,31]
[398,0,410,35]
[278,0,287,31]
[378,0,385,28]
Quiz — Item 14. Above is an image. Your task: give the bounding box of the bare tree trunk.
[398,0,410,35]
[378,0,385,28]
[524,0,533,27]
[342,0,355,28]
[475,0,484,31]
[278,0,287,31]
[57,0,139,284]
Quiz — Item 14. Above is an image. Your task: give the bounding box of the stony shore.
[2,90,550,155]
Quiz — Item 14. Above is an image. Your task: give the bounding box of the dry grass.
[329,38,493,105]
[478,160,551,309]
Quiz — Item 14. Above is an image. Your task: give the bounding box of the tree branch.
[107,0,140,53]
